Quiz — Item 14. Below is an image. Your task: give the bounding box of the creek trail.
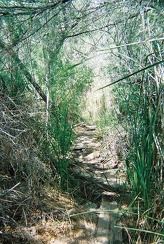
[70,122,126,244]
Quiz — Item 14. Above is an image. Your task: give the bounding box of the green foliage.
[0,0,163,241]
[50,57,93,113]
[0,63,26,96]
[104,2,164,242]
[112,74,163,241]
[34,52,93,189]
[0,0,93,190]
[39,106,74,190]
[96,92,117,128]
[113,65,163,206]
[48,62,93,189]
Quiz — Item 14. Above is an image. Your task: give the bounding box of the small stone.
[73,143,85,150]
[85,142,101,148]
[85,125,97,130]
[84,151,100,161]
[84,157,104,164]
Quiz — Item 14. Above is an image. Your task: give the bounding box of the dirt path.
[70,122,126,244]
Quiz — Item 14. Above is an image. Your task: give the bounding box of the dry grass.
[0,185,97,244]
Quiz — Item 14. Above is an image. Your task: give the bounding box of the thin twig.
[0,182,20,198]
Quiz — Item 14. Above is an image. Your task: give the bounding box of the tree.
[0,0,97,189]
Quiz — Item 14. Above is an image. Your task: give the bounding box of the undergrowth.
[112,68,164,242]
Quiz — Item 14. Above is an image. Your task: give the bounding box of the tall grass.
[113,65,163,204]
[36,58,93,190]
[102,3,164,240]
[111,64,163,242]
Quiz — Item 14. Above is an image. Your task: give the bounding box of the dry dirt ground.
[0,123,128,244]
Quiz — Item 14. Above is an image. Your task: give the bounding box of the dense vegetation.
[0,0,163,243]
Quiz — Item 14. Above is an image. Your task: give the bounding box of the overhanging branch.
[97,60,164,90]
